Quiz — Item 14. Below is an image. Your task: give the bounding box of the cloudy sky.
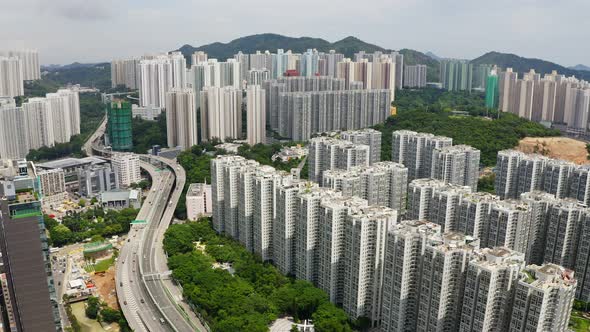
[1,0,588,66]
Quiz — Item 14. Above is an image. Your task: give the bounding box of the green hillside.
[41,63,111,91]
[399,48,440,82]
[471,51,590,80]
[178,33,389,62]
[177,33,441,81]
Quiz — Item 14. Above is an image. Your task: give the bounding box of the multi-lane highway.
[83,116,106,156]
[116,163,175,331]
[87,124,206,331]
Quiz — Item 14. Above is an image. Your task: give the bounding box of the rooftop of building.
[437,183,473,195]
[298,185,335,198]
[462,191,499,203]
[187,183,211,197]
[100,189,139,202]
[493,199,530,212]
[552,198,588,211]
[320,193,367,209]
[392,220,442,238]
[392,130,452,140]
[520,191,556,201]
[437,144,480,153]
[548,161,577,170]
[36,168,64,175]
[409,178,447,188]
[111,153,139,160]
[36,156,107,170]
[215,142,243,153]
[431,231,479,252]
[277,179,310,190]
[341,128,381,135]
[323,169,362,180]
[472,247,525,268]
[521,264,576,288]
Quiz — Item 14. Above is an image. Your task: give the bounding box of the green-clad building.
[106,100,133,151]
[485,71,499,109]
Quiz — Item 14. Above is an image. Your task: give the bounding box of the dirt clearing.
[91,267,119,310]
[517,137,589,165]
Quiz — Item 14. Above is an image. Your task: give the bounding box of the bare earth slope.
[517,137,589,165]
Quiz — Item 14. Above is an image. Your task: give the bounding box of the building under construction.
[106,100,133,151]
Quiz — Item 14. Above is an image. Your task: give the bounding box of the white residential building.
[431,144,481,191]
[273,180,308,275]
[186,183,212,220]
[485,200,531,253]
[1,50,40,81]
[341,128,382,165]
[0,99,28,160]
[428,183,472,232]
[139,56,172,108]
[543,198,588,269]
[246,85,266,145]
[459,247,525,332]
[166,88,197,150]
[456,192,498,245]
[381,220,442,332]
[191,51,207,66]
[58,88,80,136]
[308,137,370,184]
[252,166,283,261]
[22,98,55,150]
[342,206,397,324]
[200,86,242,142]
[131,104,162,121]
[407,178,447,221]
[295,186,333,283]
[219,58,241,89]
[111,58,139,89]
[519,191,556,264]
[233,51,249,87]
[416,232,479,332]
[211,155,245,233]
[543,159,575,199]
[139,52,186,109]
[403,64,427,88]
[250,51,272,72]
[317,194,368,304]
[46,92,72,143]
[322,161,408,213]
[392,130,453,180]
[111,153,141,188]
[508,264,576,332]
[248,68,270,86]
[237,161,260,251]
[0,56,24,97]
[168,51,188,90]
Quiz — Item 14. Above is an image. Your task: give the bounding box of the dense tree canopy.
[237,142,304,172]
[131,115,168,154]
[374,89,560,166]
[164,219,354,332]
[85,296,100,319]
[46,208,138,247]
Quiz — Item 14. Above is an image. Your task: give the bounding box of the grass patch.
[570,311,590,332]
[84,255,116,273]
